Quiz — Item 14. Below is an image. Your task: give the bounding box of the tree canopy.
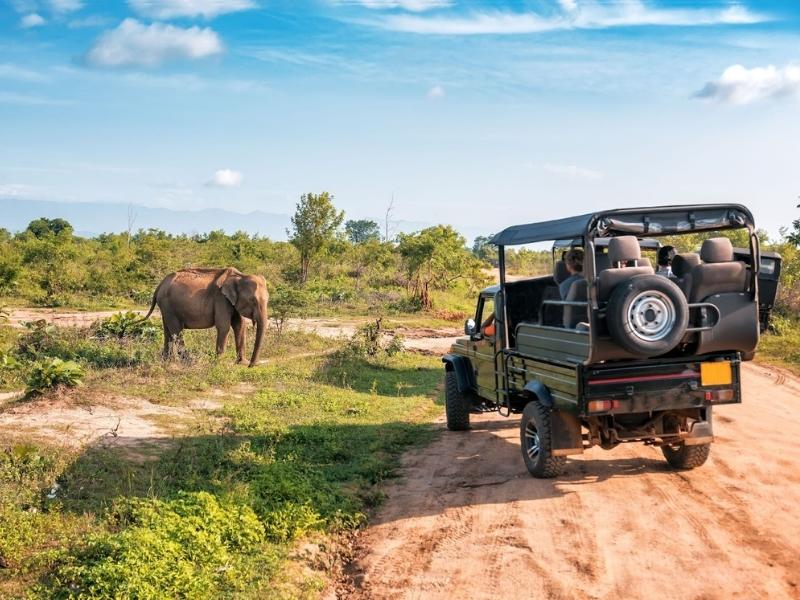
[345,219,381,244]
[288,192,345,283]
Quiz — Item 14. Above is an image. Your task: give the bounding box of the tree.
[26,217,73,239]
[472,234,498,264]
[397,225,481,309]
[287,192,344,283]
[345,219,381,244]
[787,206,800,247]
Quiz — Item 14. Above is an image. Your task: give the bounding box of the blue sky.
[1,0,799,238]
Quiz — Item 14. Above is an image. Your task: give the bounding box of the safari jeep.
[443,204,775,478]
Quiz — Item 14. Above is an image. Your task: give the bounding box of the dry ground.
[345,361,800,600]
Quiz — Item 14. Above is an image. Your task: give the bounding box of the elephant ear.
[218,270,239,306]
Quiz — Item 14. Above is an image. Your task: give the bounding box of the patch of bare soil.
[6,308,156,329]
[0,393,219,454]
[342,362,800,600]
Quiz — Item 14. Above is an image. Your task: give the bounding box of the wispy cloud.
[337,0,451,11]
[368,1,768,35]
[695,63,800,105]
[206,169,243,188]
[68,15,112,29]
[86,19,224,68]
[20,13,45,27]
[0,91,71,106]
[0,63,48,82]
[427,84,445,99]
[48,0,83,13]
[541,163,603,180]
[128,0,256,19]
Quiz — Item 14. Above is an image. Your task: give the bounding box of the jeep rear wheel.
[444,370,470,431]
[661,442,710,470]
[520,401,566,478]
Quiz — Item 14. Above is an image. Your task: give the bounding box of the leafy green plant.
[25,358,84,395]
[345,319,405,358]
[95,311,158,340]
[42,492,270,599]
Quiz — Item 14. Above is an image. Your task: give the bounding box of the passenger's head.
[658,245,676,268]
[565,248,584,275]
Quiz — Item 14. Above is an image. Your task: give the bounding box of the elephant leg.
[215,324,230,357]
[162,313,184,361]
[232,312,247,364]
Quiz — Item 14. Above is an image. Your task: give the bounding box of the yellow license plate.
[701,361,732,386]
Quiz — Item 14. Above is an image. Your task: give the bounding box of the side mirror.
[464,318,477,337]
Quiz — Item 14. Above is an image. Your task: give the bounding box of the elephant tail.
[139,281,162,322]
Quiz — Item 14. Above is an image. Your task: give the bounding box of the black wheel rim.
[524,420,540,460]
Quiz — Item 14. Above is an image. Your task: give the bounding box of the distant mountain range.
[0,198,488,243]
[0,199,291,239]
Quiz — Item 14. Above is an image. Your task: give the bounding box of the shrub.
[344,319,405,359]
[26,358,84,395]
[16,321,156,368]
[95,311,159,340]
[43,492,270,599]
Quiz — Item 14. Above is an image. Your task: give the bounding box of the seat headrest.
[672,253,701,278]
[700,237,734,263]
[554,260,569,284]
[608,236,641,265]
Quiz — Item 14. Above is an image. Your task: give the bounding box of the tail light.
[704,389,735,402]
[587,400,620,413]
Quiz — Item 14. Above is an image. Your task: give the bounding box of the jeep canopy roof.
[490,204,754,247]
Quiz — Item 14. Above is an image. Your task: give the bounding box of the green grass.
[756,316,800,374]
[0,326,443,599]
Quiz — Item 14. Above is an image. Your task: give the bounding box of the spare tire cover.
[606,274,689,357]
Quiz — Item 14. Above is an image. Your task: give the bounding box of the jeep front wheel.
[661,442,710,470]
[520,401,566,478]
[444,370,470,431]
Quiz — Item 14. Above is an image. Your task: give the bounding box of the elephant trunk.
[249,313,266,367]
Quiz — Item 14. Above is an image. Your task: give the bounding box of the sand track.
[345,361,800,600]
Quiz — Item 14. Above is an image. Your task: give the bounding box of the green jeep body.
[443,204,769,478]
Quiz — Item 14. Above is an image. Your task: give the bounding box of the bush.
[43,492,271,599]
[344,319,404,358]
[94,311,158,340]
[26,358,84,396]
[16,321,156,368]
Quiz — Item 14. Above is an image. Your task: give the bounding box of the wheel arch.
[522,379,554,408]
[442,353,476,394]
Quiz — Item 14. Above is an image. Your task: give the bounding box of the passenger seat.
[598,236,655,301]
[687,238,747,303]
[671,253,701,297]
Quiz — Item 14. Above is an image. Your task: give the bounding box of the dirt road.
[346,361,800,600]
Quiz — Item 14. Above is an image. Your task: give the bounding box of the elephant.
[142,267,269,367]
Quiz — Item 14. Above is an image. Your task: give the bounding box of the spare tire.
[607,274,688,357]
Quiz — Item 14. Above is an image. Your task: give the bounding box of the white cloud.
[128,0,256,19]
[427,84,445,99]
[541,163,603,180]
[349,0,451,11]
[48,0,83,13]
[86,19,223,68]
[695,63,800,105]
[372,1,768,35]
[0,183,38,198]
[207,169,243,188]
[20,13,45,27]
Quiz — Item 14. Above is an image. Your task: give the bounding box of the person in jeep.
[559,248,584,299]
